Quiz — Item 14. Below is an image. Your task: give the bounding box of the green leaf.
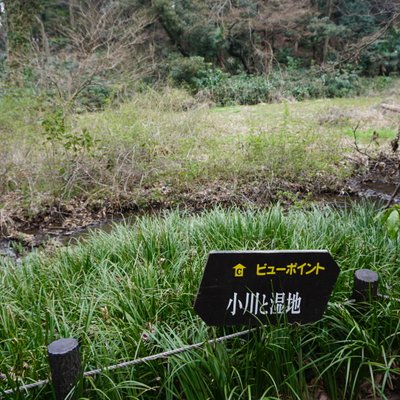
[383,208,400,239]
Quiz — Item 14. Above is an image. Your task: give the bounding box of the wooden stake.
[48,338,81,400]
[352,269,379,302]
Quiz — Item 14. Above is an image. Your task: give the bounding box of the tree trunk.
[35,15,50,60]
[322,0,334,64]
[69,0,76,30]
[322,36,329,64]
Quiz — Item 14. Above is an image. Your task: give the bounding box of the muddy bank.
[346,152,400,202]
[1,159,399,261]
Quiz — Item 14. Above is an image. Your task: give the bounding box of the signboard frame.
[194,250,340,326]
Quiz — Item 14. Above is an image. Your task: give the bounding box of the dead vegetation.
[2,93,400,242]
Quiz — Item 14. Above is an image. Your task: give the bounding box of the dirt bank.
[1,154,399,259]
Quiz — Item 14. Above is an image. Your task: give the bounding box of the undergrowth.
[1,205,400,399]
[1,84,398,231]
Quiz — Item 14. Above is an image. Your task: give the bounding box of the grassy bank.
[1,85,399,235]
[1,205,400,399]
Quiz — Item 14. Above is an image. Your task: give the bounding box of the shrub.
[208,67,362,106]
[167,56,226,92]
[42,109,96,154]
[211,74,273,105]
[76,77,114,111]
[320,68,361,98]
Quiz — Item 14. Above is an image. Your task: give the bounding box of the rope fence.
[1,327,258,398]
[0,268,388,399]
[1,379,50,397]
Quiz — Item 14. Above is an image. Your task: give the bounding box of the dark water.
[0,217,123,262]
[358,182,399,202]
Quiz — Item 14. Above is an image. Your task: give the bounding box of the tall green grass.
[1,204,400,399]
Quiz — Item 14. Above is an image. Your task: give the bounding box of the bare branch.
[26,0,156,110]
[336,11,400,67]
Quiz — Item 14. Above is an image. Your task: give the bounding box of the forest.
[1,0,400,107]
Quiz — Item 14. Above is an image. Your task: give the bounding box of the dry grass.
[1,87,399,229]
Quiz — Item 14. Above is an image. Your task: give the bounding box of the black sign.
[194,251,340,326]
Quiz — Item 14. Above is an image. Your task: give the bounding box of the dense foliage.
[0,0,399,107]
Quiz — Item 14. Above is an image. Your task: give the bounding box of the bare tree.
[30,0,156,109]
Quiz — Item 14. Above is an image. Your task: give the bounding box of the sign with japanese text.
[194,251,340,326]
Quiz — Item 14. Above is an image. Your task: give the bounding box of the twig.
[385,127,400,209]
[352,122,371,158]
[384,182,400,209]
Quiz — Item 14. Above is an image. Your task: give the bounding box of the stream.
[0,216,122,262]
[0,181,397,263]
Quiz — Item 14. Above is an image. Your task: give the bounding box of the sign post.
[194,251,340,326]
